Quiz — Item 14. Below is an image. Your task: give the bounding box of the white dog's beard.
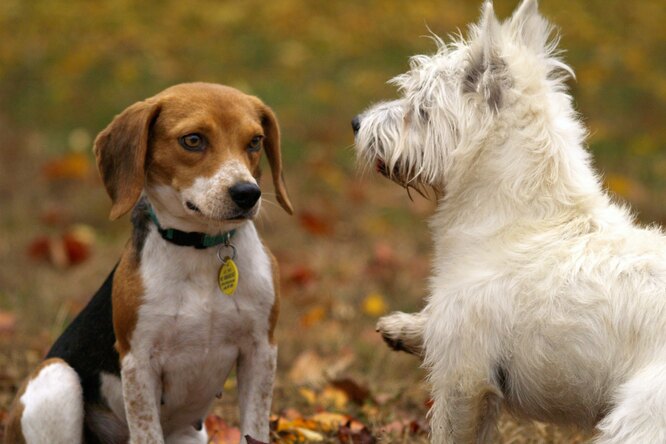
[366,152,435,200]
[358,138,409,185]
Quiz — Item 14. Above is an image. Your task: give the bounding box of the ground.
[0,128,597,443]
[0,0,664,442]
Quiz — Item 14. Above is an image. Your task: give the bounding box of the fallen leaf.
[205,415,241,444]
[298,212,333,236]
[0,311,16,336]
[245,435,269,444]
[379,420,406,435]
[287,265,317,287]
[360,403,380,422]
[338,420,377,444]
[308,412,350,432]
[377,418,429,437]
[273,414,324,443]
[289,351,327,386]
[272,430,307,444]
[271,410,376,444]
[27,236,51,261]
[26,226,94,268]
[320,385,349,410]
[279,408,303,421]
[68,224,96,245]
[324,350,355,379]
[372,242,396,266]
[299,306,326,328]
[298,387,318,405]
[42,152,91,181]
[361,293,388,317]
[62,233,91,265]
[292,427,324,442]
[329,378,371,405]
[408,419,429,435]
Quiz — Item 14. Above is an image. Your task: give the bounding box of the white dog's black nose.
[351,115,361,135]
[229,182,261,210]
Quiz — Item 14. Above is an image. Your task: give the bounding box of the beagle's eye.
[179,133,206,152]
[247,135,263,153]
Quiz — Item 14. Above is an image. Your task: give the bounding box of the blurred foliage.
[0,2,663,440]
[0,0,664,218]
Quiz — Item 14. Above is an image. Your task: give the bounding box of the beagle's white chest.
[126,224,275,430]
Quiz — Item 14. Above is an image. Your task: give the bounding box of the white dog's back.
[353,0,666,442]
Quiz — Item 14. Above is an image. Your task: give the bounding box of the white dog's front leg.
[429,375,503,444]
[121,353,164,444]
[425,311,504,444]
[236,339,277,443]
[377,311,427,356]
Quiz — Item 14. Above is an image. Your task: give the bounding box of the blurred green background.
[0,0,664,441]
[1,0,665,216]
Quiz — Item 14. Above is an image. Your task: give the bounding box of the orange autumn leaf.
[0,311,16,336]
[319,386,349,410]
[308,412,351,433]
[298,212,333,236]
[287,265,317,287]
[274,416,319,433]
[272,410,372,443]
[27,226,94,268]
[299,306,326,328]
[42,152,91,181]
[205,415,241,444]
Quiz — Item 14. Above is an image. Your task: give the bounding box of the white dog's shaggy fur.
[353,1,666,442]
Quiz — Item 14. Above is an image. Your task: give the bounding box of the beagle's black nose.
[351,115,361,135]
[229,182,261,210]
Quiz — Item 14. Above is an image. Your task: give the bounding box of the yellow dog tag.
[218,258,239,295]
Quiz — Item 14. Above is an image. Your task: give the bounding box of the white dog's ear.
[509,0,551,53]
[464,1,508,112]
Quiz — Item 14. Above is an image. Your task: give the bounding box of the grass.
[0,0,664,442]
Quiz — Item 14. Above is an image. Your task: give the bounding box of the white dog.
[353,1,666,442]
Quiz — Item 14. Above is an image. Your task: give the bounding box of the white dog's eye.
[247,135,263,153]
[179,133,207,152]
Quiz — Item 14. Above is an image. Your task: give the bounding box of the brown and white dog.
[5,82,293,444]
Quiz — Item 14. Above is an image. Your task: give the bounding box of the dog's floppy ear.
[94,99,161,220]
[259,104,294,215]
[509,0,551,54]
[464,1,509,112]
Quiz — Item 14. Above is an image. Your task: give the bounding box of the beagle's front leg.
[236,338,277,442]
[121,353,165,444]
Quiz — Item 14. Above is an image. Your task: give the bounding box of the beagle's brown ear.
[260,104,293,215]
[93,99,161,220]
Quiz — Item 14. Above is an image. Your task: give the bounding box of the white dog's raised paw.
[376,312,425,357]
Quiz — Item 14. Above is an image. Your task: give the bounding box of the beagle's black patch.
[131,197,151,257]
[46,267,121,443]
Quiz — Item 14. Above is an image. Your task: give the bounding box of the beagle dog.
[5,82,293,444]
